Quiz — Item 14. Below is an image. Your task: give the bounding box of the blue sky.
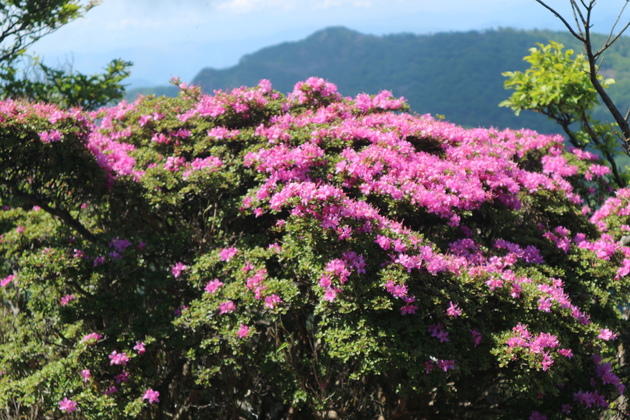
[29,0,630,87]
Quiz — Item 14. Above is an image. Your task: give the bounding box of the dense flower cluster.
[0,78,629,418]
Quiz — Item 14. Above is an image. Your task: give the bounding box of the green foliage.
[0,0,96,63]
[0,0,130,109]
[1,58,132,110]
[0,80,629,419]
[501,41,606,122]
[502,41,628,187]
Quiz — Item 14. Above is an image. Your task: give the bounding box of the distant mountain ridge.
[127,27,630,133]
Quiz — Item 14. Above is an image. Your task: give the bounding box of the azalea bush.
[1,77,630,419]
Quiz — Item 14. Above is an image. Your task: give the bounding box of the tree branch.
[534,0,586,42]
[580,111,624,187]
[535,0,630,151]
[4,180,102,245]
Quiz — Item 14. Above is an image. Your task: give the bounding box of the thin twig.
[533,0,586,41]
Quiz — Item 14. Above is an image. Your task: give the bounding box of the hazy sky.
[29,0,630,87]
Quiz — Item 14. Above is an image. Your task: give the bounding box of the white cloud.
[217,0,377,13]
[217,0,297,13]
[315,0,373,9]
[105,13,206,31]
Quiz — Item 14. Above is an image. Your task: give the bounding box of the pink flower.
[237,324,250,338]
[39,130,63,143]
[598,329,617,341]
[109,237,132,253]
[219,247,238,262]
[171,262,187,279]
[218,300,236,314]
[385,280,408,298]
[174,305,187,317]
[1,274,15,287]
[264,294,282,309]
[428,324,449,343]
[81,332,102,343]
[324,287,339,302]
[537,297,552,312]
[485,278,503,291]
[60,294,74,306]
[81,369,91,383]
[529,411,547,420]
[400,304,418,315]
[104,386,118,395]
[437,359,455,372]
[558,348,573,358]
[58,397,77,412]
[446,301,462,317]
[164,156,186,171]
[470,330,482,347]
[204,279,224,294]
[133,341,146,355]
[114,369,130,383]
[143,389,160,404]
[541,352,554,371]
[108,350,129,366]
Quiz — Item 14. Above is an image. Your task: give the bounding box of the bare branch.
[534,0,586,41]
[570,0,588,36]
[607,0,628,41]
[3,179,102,245]
[596,4,630,60]
[534,0,630,153]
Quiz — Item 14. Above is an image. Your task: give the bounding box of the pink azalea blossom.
[218,300,236,314]
[400,304,418,315]
[470,330,482,347]
[39,130,63,143]
[171,262,187,278]
[598,329,617,341]
[446,301,462,317]
[204,279,224,294]
[437,359,455,372]
[529,411,547,420]
[134,341,146,355]
[108,350,129,366]
[81,369,91,383]
[219,247,238,262]
[264,294,282,309]
[58,397,77,412]
[60,294,74,306]
[114,369,130,383]
[143,389,160,404]
[81,332,102,343]
[558,348,573,358]
[104,386,118,395]
[1,274,15,287]
[237,324,250,338]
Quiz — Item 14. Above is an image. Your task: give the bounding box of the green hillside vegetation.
[126,27,630,134]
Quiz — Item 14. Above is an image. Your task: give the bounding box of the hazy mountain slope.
[128,27,630,133]
[192,27,564,130]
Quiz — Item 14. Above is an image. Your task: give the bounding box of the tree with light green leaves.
[502,0,630,187]
[0,0,131,109]
[501,41,623,185]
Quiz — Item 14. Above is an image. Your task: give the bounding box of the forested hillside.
[127,27,630,133]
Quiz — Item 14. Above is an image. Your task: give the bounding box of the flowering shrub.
[0,78,629,419]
